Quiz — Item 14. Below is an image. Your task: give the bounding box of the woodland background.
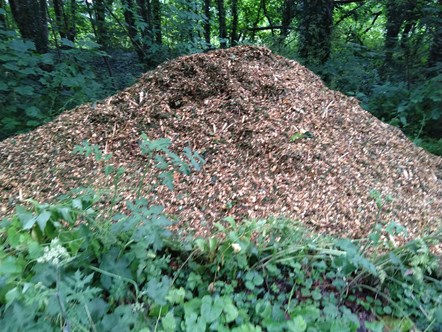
[0,0,441,154]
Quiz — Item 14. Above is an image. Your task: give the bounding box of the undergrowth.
[0,135,441,331]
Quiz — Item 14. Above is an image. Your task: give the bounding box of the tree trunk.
[428,0,442,68]
[122,0,145,60]
[230,0,239,46]
[217,0,227,48]
[151,0,162,44]
[9,0,48,53]
[0,0,7,28]
[53,0,76,42]
[136,0,153,45]
[281,0,295,38]
[384,1,403,67]
[204,0,211,48]
[298,0,334,65]
[93,0,108,49]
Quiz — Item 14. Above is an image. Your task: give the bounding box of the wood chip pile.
[1,46,441,239]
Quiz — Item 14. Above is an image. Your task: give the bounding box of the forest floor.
[0,46,441,244]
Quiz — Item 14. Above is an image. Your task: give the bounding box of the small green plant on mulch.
[0,135,441,331]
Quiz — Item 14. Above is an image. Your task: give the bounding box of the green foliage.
[363,74,442,136]
[1,136,440,331]
[0,28,112,140]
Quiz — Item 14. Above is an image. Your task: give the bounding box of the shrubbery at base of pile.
[0,137,440,332]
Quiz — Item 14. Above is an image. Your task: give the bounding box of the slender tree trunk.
[217,0,227,48]
[384,0,402,68]
[230,0,239,46]
[298,0,333,65]
[69,0,77,41]
[9,0,49,53]
[151,0,162,44]
[0,0,6,28]
[281,0,295,38]
[428,0,442,68]
[136,0,153,45]
[122,0,138,45]
[53,0,66,39]
[204,0,211,48]
[93,0,108,49]
[53,0,76,42]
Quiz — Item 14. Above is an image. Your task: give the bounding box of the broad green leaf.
[365,322,384,332]
[14,85,34,96]
[16,206,36,230]
[5,287,19,308]
[166,287,186,304]
[287,316,306,332]
[162,310,176,332]
[36,210,51,231]
[222,298,238,323]
[200,295,223,323]
[0,256,23,275]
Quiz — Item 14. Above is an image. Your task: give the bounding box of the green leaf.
[222,297,239,323]
[200,295,223,323]
[61,38,75,48]
[287,316,307,332]
[36,210,51,232]
[146,276,171,305]
[289,305,320,323]
[365,321,384,332]
[25,106,41,118]
[0,256,23,275]
[159,171,174,190]
[166,287,186,304]
[16,206,36,230]
[162,310,177,332]
[290,132,304,142]
[14,85,34,96]
[5,287,20,308]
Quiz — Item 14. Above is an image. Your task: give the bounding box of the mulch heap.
[1,46,441,240]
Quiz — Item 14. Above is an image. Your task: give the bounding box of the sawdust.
[0,46,441,240]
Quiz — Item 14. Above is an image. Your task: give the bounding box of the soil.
[0,46,441,241]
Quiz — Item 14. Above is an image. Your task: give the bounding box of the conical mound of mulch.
[1,46,441,239]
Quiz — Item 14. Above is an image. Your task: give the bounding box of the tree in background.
[428,0,442,70]
[9,0,48,53]
[281,0,296,40]
[152,0,162,44]
[0,0,441,148]
[298,0,334,65]
[204,0,211,48]
[0,0,6,28]
[217,0,227,48]
[230,0,239,46]
[53,0,77,42]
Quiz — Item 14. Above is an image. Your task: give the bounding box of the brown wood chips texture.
[1,46,441,239]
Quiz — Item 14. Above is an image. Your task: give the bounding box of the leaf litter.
[0,46,441,243]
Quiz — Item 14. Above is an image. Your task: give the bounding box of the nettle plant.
[0,135,441,331]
